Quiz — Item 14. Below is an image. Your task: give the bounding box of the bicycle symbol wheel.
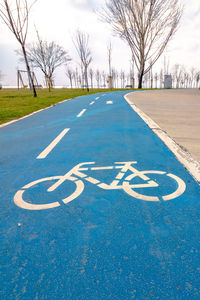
[123,171,186,201]
[14,176,84,210]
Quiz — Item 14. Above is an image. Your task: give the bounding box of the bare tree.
[89,68,94,88]
[154,73,158,88]
[66,67,74,88]
[74,30,92,92]
[143,73,148,88]
[195,72,200,89]
[17,30,71,91]
[159,69,163,88]
[78,74,82,88]
[120,70,125,88]
[184,72,189,89]
[107,42,113,89]
[102,0,183,88]
[102,71,106,88]
[107,42,112,77]
[150,62,153,88]
[189,67,196,88]
[115,70,119,88]
[129,58,134,87]
[130,56,135,88]
[126,74,129,87]
[95,69,101,88]
[0,0,38,96]
[73,68,79,88]
[173,64,182,88]
[112,68,117,88]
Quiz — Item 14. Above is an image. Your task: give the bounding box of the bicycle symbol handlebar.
[14,161,186,210]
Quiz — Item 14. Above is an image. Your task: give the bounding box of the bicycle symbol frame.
[14,161,186,210]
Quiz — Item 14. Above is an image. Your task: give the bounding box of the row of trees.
[171,65,200,89]
[65,65,200,89]
[0,0,191,96]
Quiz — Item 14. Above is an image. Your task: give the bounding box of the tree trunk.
[138,71,144,89]
[22,45,37,97]
[48,76,53,91]
[85,67,89,92]
[45,75,51,92]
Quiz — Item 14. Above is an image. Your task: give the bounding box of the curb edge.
[124,93,200,183]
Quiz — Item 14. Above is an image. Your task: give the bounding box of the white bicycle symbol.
[14,161,186,210]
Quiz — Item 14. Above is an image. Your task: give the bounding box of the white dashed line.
[90,101,94,105]
[106,101,113,104]
[37,128,70,159]
[95,97,100,100]
[77,109,87,118]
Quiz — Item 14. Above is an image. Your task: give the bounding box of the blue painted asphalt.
[0,91,200,299]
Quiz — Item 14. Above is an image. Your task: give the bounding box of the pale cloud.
[68,0,99,10]
[160,0,200,70]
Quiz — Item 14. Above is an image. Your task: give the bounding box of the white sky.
[0,0,200,86]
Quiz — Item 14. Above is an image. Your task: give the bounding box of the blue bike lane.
[0,91,200,299]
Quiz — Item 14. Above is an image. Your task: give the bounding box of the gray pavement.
[127,89,200,162]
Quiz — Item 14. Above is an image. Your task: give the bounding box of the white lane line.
[106,101,113,104]
[95,97,100,100]
[37,128,70,159]
[90,101,94,105]
[77,109,87,118]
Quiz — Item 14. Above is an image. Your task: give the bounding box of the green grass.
[0,87,157,125]
[0,88,130,125]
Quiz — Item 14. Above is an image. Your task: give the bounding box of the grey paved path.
[127,89,200,161]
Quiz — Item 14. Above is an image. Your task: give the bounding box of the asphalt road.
[0,91,200,299]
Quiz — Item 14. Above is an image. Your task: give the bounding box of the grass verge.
[0,88,126,125]
[0,87,154,125]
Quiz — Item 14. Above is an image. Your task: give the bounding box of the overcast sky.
[0,0,200,86]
